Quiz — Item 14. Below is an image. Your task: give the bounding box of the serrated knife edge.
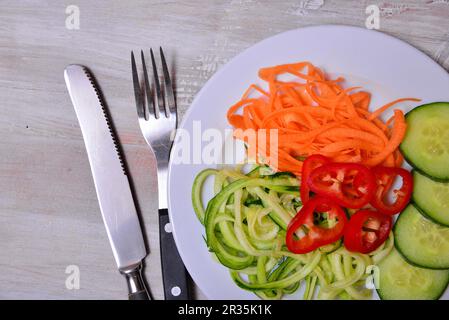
[65,65,126,174]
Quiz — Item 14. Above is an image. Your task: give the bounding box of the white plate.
[168,25,449,299]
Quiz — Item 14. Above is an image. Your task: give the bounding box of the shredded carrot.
[226,62,420,173]
[368,98,421,121]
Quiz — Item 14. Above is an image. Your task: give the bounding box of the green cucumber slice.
[395,204,449,269]
[377,248,449,300]
[412,170,449,227]
[400,102,449,181]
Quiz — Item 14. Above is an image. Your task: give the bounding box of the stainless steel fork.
[131,48,190,300]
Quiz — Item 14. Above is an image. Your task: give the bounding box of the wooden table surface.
[1,0,448,300]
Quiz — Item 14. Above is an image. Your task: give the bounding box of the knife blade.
[64,65,150,300]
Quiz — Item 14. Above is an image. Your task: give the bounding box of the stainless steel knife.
[64,64,150,300]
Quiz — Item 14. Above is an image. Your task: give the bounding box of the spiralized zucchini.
[192,165,394,300]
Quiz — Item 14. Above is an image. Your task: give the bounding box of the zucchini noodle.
[192,165,394,300]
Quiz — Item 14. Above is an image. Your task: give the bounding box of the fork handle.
[159,209,190,300]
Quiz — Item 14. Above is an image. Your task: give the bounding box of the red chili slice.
[286,196,347,254]
[300,155,330,205]
[307,162,376,209]
[370,166,413,215]
[344,210,392,254]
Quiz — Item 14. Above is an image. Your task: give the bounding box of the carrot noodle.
[226,62,420,175]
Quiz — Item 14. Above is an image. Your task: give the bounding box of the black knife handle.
[159,209,190,300]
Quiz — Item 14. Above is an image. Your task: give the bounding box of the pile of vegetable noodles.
[192,165,394,299]
[227,62,420,175]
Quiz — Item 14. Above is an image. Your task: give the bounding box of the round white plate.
[168,25,449,299]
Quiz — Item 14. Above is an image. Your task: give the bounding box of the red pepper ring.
[344,210,392,254]
[307,162,376,209]
[300,154,330,205]
[286,197,348,254]
[370,166,413,215]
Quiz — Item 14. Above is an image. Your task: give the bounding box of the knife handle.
[121,263,150,300]
[159,209,190,300]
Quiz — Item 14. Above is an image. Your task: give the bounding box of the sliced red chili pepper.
[286,196,347,254]
[344,210,392,254]
[307,162,376,209]
[300,155,330,205]
[370,166,413,215]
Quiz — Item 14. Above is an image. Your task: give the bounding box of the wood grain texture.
[0,0,448,300]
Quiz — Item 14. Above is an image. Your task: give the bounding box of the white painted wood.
[0,0,448,300]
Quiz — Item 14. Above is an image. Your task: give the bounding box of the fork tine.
[141,50,154,119]
[150,48,166,118]
[131,51,145,119]
[159,47,177,118]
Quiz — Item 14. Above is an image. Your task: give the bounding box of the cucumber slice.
[400,102,449,181]
[377,248,449,300]
[395,204,449,269]
[412,170,449,227]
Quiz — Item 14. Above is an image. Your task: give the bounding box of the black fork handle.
[159,208,190,300]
